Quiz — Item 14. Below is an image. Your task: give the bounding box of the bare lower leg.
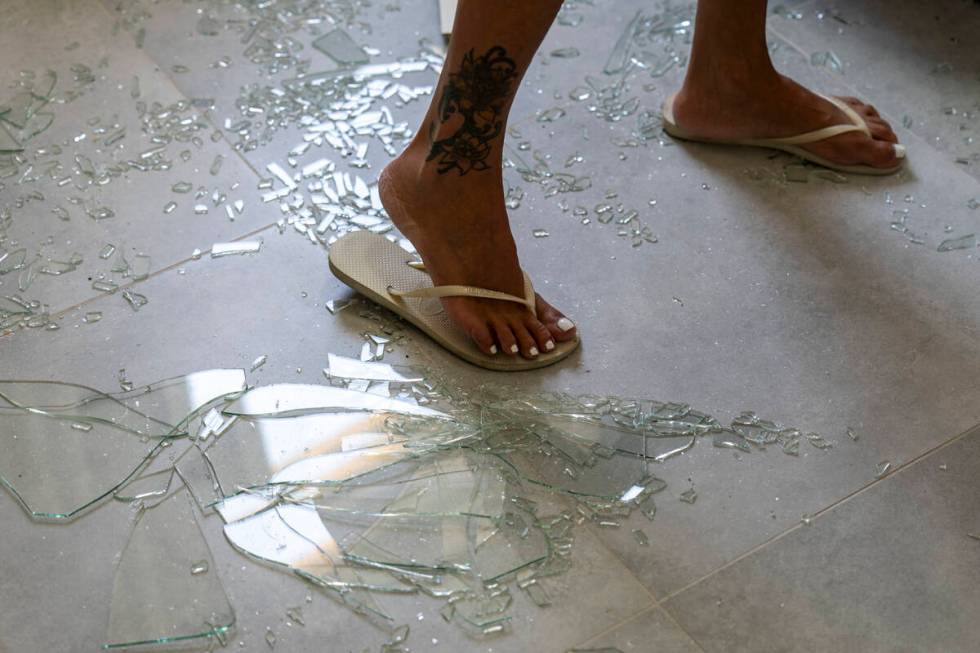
[673,0,903,168]
[381,0,576,359]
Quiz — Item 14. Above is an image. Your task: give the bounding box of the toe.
[865,139,903,168]
[490,320,520,356]
[510,319,540,359]
[524,315,556,354]
[866,117,898,143]
[467,322,498,356]
[535,294,577,342]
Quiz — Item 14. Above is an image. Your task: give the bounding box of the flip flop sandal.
[662,92,905,176]
[328,230,580,371]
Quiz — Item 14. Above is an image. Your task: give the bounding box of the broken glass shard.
[324,354,423,383]
[550,48,581,59]
[679,488,697,504]
[0,371,244,520]
[122,290,148,311]
[211,241,262,258]
[875,461,892,478]
[937,234,976,252]
[105,489,234,649]
[632,528,649,546]
[313,29,370,66]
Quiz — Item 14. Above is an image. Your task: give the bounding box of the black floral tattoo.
[427,46,518,175]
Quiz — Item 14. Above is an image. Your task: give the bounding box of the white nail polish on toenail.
[545,340,555,351]
[530,347,539,357]
[893,144,906,159]
[490,345,498,355]
[510,344,519,354]
[557,318,575,332]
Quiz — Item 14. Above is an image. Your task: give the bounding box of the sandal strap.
[389,269,536,313]
[752,95,871,146]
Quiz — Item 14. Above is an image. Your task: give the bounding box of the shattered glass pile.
[0,356,837,650]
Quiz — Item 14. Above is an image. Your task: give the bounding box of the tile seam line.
[575,606,709,653]
[569,605,663,651]
[93,0,266,181]
[1,222,283,335]
[659,420,980,604]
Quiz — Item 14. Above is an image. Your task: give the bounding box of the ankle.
[681,59,781,101]
[392,138,504,191]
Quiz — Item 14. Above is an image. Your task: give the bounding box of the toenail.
[529,347,539,357]
[893,144,906,159]
[557,317,575,332]
[510,344,519,354]
[490,345,498,355]
[545,340,555,351]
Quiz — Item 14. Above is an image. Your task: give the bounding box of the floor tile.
[663,426,980,653]
[571,607,704,653]
[101,0,443,178]
[0,0,276,316]
[2,2,979,652]
[0,224,369,382]
[410,40,980,598]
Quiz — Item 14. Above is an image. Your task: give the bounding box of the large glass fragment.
[313,29,370,66]
[0,371,244,520]
[105,489,234,649]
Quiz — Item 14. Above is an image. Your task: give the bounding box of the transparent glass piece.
[323,354,423,383]
[122,290,148,311]
[0,370,245,520]
[875,461,892,478]
[223,503,395,625]
[0,384,168,520]
[313,29,370,66]
[211,240,262,258]
[712,428,751,452]
[0,122,22,153]
[937,234,976,252]
[632,528,649,546]
[105,489,234,649]
[250,355,268,372]
[522,581,552,607]
[679,488,697,504]
[550,47,580,59]
[223,384,445,418]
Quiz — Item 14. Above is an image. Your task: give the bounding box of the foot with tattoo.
[380,40,577,360]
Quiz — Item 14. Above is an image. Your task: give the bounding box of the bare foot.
[379,148,577,360]
[672,73,904,169]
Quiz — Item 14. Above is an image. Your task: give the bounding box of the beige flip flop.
[661,92,905,176]
[328,230,580,371]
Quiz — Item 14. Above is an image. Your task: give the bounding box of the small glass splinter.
[211,241,262,258]
[190,560,209,575]
[875,461,892,478]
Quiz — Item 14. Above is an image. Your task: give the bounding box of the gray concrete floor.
[1,1,979,651]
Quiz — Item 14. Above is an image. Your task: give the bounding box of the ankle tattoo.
[427,46,517,175]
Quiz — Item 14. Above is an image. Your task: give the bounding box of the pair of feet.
[380,74,903,360]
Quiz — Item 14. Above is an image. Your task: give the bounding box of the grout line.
[659,420,980,604]
[95,0,267,182]
[660,605,709,653]
[570,605,661,651]
[26,222,283,326]
[2,1,281,340]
